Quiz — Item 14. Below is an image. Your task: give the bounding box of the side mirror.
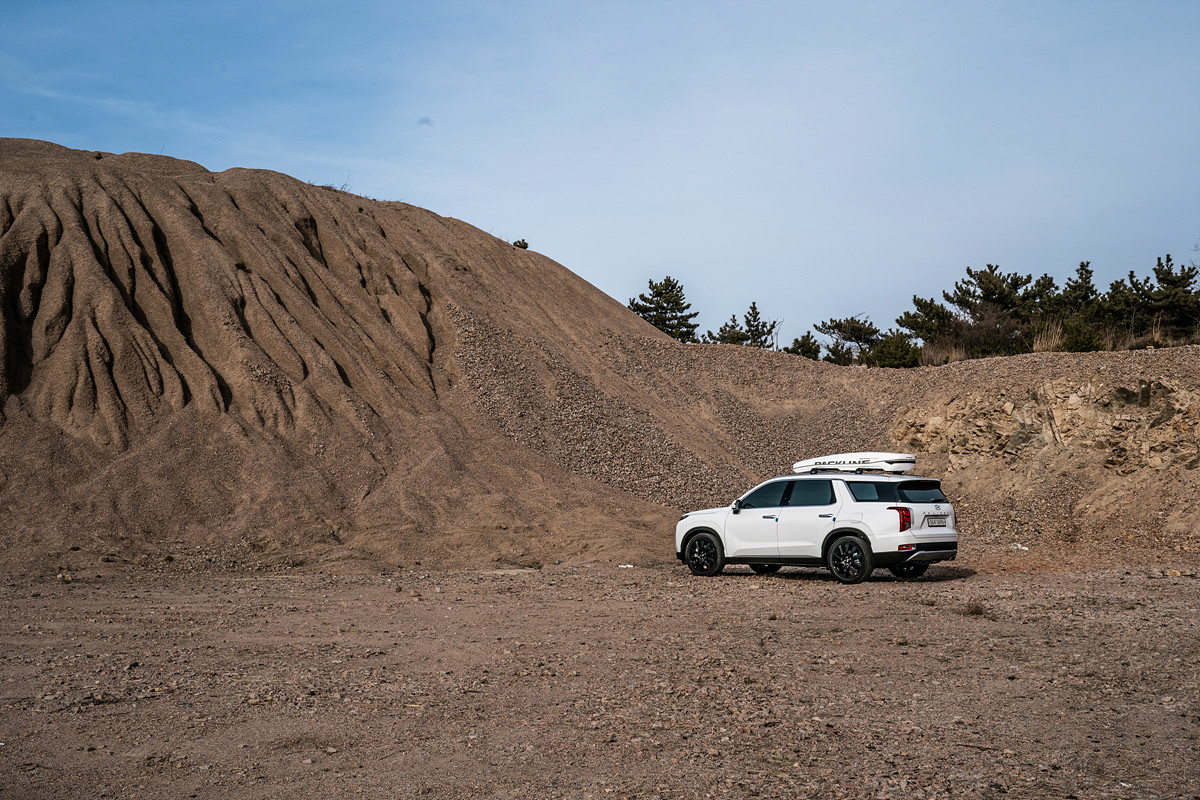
[731,498,742,515]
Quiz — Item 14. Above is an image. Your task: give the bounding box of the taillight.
[888,506,912,532]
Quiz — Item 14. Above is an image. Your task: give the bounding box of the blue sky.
[3,0,1198,345]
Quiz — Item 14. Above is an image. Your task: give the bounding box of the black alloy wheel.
[826,535,873,584]
[685,532,725,577]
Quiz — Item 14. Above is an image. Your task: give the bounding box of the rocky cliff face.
[2,139,1196,573]
[892,364,1199,560]
[897,377,1199,474]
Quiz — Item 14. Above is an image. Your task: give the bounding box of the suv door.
[723,480,790,557]
[776,479,841,557]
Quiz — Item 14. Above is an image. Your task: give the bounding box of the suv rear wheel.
[827,535,873,584]
[684,532,725,576]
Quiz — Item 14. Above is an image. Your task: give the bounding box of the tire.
[888,563,929,580]
[749,563,782,575]
[826,535,873,584]
[684,532,725,577]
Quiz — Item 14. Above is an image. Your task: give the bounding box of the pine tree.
[701,302,779,347]
[627,276,700,343]
[783,332,821,360]
[1100,276,1143,335]
[1060,262,1098,309]
[1149,254,1199,337]
[896,296,957,344]
[864,330,920,368]
[1058,262,1103,352]
[939,264,1042,357]
[814,315,881,365]
[743,302,779,349]
[702,314,750,345]
[943,264,1033,319]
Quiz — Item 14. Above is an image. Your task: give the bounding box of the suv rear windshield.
[898,480,946,503]
[845,480,946,503]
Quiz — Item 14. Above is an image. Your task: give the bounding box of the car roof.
[762,473,938,484]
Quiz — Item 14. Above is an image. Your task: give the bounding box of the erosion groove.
[0,138,1197,574]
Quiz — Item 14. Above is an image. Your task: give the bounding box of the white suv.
[674,453,957,584]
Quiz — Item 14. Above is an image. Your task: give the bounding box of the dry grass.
[1032,317,1064,352]
[960,600,988,617]
[920,341,967,366]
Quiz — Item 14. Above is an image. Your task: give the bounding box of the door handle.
[819,513,834,518]
[762,515,777,520]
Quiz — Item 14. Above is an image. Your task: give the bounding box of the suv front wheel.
[684,532,725,576]
[827,535,873,584]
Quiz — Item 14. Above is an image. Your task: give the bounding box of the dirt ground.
[2,555,1198,800]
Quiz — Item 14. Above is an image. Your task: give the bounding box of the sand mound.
[1,139,1197,573]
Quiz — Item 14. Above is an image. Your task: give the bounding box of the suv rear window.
[845,481,899,502]
[845,480,947,503]
[897,480,947,503]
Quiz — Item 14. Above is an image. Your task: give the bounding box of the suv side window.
[787,479,835,506]
[846,481,899,502]
[740,481,789,509]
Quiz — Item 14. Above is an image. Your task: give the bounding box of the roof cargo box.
[792,452,916,474]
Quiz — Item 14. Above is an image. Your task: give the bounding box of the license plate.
[926,516,947,527]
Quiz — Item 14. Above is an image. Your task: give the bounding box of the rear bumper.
[873,541,957,567]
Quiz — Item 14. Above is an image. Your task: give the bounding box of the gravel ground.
[3,559,1198,799]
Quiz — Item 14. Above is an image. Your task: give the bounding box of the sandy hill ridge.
[1,139,1197,574]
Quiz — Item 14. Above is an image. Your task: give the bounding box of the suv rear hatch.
[894,479,955,536]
